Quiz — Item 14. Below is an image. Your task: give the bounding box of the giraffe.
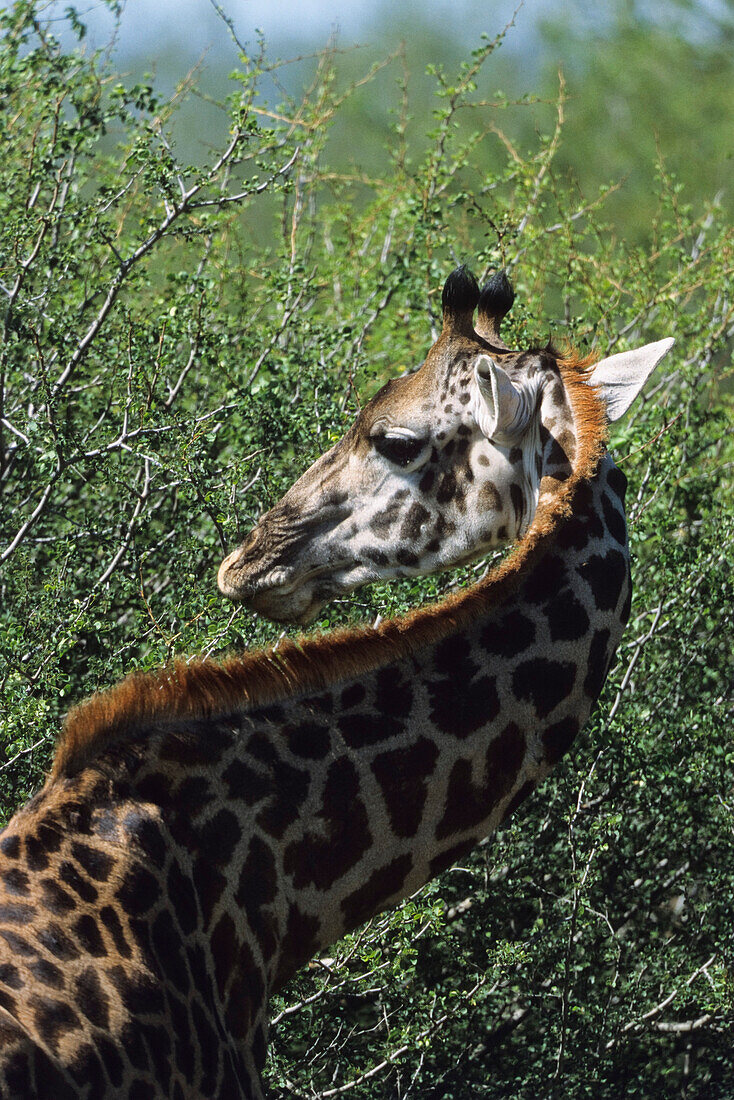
[0,267,672,1098]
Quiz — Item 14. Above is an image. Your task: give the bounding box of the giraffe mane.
[51,352,605,783]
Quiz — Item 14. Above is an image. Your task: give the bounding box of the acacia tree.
[0,3,732,1096]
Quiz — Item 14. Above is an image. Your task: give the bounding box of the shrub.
[1,3,732,1095]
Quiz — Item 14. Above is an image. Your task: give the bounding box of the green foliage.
[0,2,732,1096]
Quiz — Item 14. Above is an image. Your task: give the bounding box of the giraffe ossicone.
[0,267,672,1098]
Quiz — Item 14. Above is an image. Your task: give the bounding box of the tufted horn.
[441,265,480,336]
[476,270,515,351]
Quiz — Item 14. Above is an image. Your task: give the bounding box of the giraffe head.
[219,268,672,623]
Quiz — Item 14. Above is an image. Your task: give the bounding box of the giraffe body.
[0,269,672,1097]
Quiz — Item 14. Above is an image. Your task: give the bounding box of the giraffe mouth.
[218,554,360,623]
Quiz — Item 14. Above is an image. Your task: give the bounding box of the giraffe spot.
[192,859,227,929]
[24,836,50,872]
[502,779,536,820]
[400,502,431,542]
[550,382,565,407]
[211,911,239,1000]
[0,835,20,859]
[338,711,403,747]
[37,922,80,962]
[236,835,277,943]
[152,910,189,996]
[274,906,320,990]
[72,914,106,957]
[135,771,173,806]
[419,469,435,493]
[480,479,501,511]
[602,492,627,546]
[97,1035,124,1087]
[512,658,576,718]
[510,483,525,525]
[165,864,197,939]
[31,994,81,1054]
[573,482,605,538]
[175,776,212,817]
[252,1021,268,1072]
[94,810,120,842]
[67,842,114,884]
[0,901,34,923]
[365,548,389,566]
[497,524,508,540]
[477,453,490,466]
[555,513,591,551]
[28,959,64,990]
[542,717,580,765]
[426,537,441,553]
[124,813,167,866]
[199,809,240,866]
[375,667,414,719]
[584,629,613,700]
[341,853,413,928]
[522,554,567,604]
[481,610,536,658]
[59,861,98,904]
[557,429,576,462]
[249,744,310,838]
[545,431,567,466]
[128,1078,157,1100]
[115,864,161,919]
[429,673,499,739]
[39,878,76,915]
[606,464,627,502]
[68,1047,107,1096]
[287,721,331,759]
[224,943,264,1041]
[28,1042,79,1098]
[458,391,471,404]
[369,495,407,538]
[577,549,628,612]
[159,727,231,767]
[429,838,475,878]
[436,722,526,840]
[36,819,63,854]
[396,547,419,566]
[341,683,366,709]
[283,759,371,892]
[509,447,523,464]
[436,472,457,504]
[222,759,269,804]
[546,591,590,642]
[119,1018,151,1071]
[169,994,194,1081]
[74,967,110,1029]
[109,964,165,1018]
[371,738,440,838]
[619,577,632,626]
[0,962,22,988]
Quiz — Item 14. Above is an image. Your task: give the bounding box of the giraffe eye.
[372,433,429,468]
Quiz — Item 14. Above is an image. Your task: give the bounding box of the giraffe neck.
[0,445,629,1095]
[230,451,631,982]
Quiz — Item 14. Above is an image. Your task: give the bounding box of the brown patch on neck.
[52,350,605,784]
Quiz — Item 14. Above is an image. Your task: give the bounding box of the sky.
[52,0,552,60]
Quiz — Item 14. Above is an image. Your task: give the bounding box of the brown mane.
[51,352,605,783]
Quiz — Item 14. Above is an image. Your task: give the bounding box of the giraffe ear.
[586,338,674,421]
[472,355,531,441]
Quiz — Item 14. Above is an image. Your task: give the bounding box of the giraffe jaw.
[218,555,371,625]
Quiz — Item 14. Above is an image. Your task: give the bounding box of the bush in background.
[1,3,732,1095]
